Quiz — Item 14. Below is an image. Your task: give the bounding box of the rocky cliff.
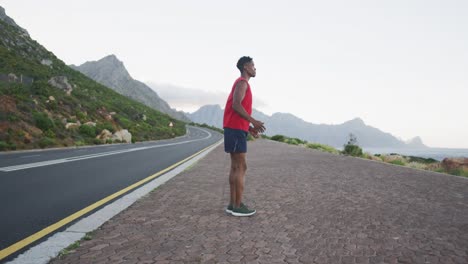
[71,55,190,122]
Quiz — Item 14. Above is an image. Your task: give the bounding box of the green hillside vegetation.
[189,122,224,134]
[0,19,185,151]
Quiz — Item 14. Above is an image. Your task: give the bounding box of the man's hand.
[251,119,265,133]
[249,126,260,138]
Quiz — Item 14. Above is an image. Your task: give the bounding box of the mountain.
[0,6,28,36]
[186,104,224,127]
[187,104,427,148]
[0,6,185,150]
[405,136,427,148]
[70,55,190,122]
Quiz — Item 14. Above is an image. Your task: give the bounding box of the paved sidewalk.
[49,139,468,264]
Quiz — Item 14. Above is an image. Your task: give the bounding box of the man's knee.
[231,164,238,171]
[230,153,247,171]
[231,162,245,171]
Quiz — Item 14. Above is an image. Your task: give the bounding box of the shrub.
[346,133,358,145]
[38,137,55,148]
[407,156,438,164]
[285,138,300,145]
[96,121,115,133]
[343,144,363,157]
[54,118,65,129]
[271,135,286,142]
[79,125,96,137]
[46,100,57,110]
[0,112,6,122]
[44,129,56,138]
[342,133,363,157]
[15,130,25,138]
[8,142,17,150]
[76,111,86,121]
[33,111,54,131]
[8,113,19,122]
[292,137,307,144]
[0,141,8,151]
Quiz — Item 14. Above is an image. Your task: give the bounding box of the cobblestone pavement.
[49,139,468,264]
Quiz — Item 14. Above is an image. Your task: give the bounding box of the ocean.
[361,147,468,161]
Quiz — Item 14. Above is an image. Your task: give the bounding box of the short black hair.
[236,56,253,73]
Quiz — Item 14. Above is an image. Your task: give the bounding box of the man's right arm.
[232,81,265,133]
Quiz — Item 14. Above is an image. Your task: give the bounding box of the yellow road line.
[0,140,221,261]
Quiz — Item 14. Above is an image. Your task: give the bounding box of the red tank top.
[223,77,252,132]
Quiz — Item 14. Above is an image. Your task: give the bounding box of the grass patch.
[306,143,339,154]
[83,231,94,241]
[57,241,80,258]
[447,168,468,177]
[268,134,339,154]
[406,162,427,170]
[56,230,96,259]
[74,140,85,147]
[389,159,406,166]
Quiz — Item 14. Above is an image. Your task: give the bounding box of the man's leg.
[230,152,247,207]
[229,152,255,216]
[228,154,237,207]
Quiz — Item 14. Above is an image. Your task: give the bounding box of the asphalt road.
[0,126,222,259]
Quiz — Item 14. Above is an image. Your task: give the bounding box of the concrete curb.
[6,140,223,264]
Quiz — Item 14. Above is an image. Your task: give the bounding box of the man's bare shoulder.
[235,79,248,90]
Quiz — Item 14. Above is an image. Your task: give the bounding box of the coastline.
[362,147,468,161]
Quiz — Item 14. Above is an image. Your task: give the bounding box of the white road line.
[0,127,212,172]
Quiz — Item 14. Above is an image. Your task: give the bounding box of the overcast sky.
[2,0,467,148]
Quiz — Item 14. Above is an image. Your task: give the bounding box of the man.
[223,56,265,217]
